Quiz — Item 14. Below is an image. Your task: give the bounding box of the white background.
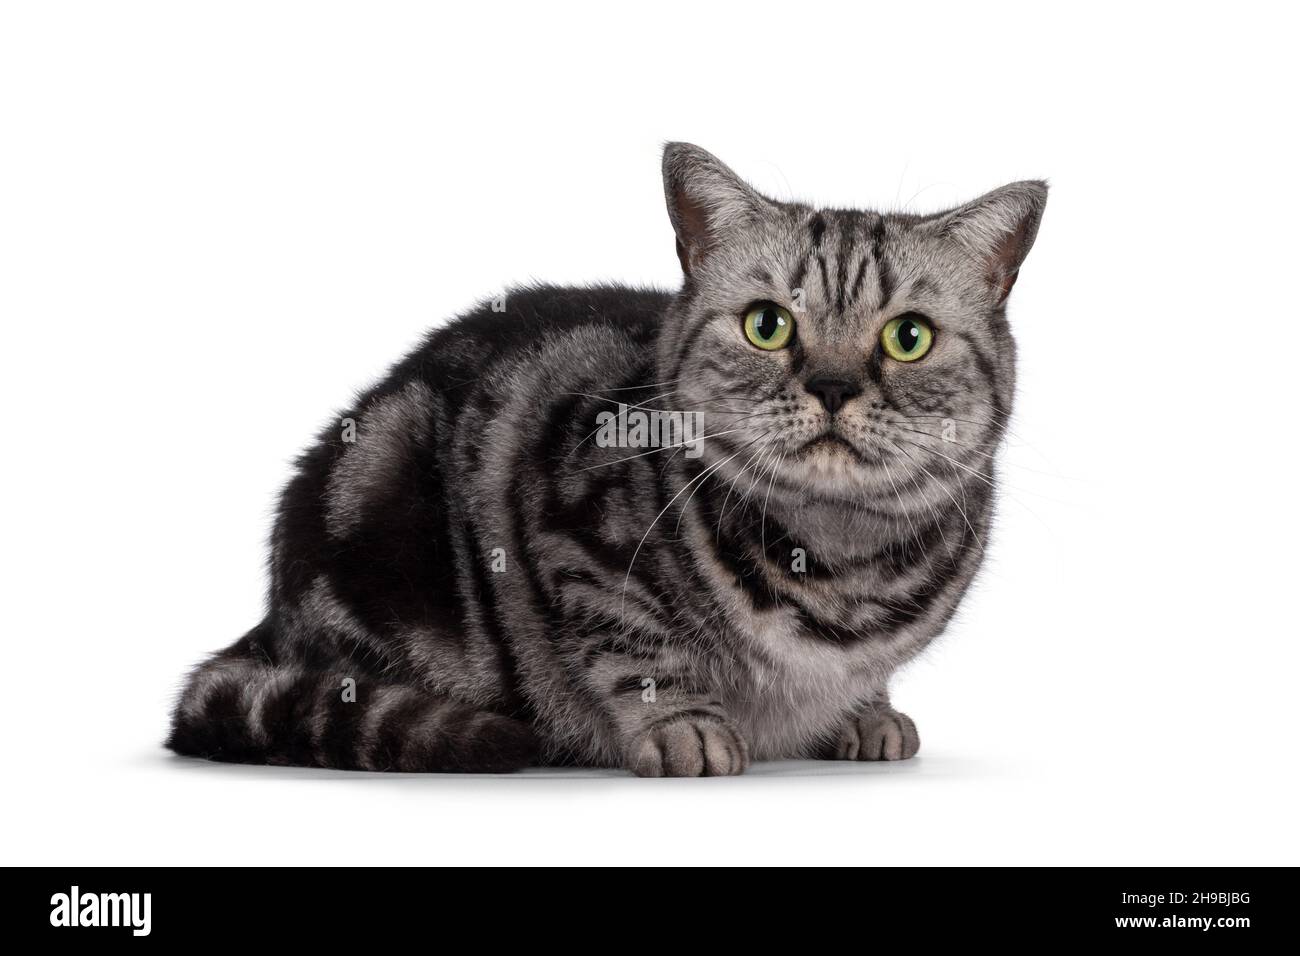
[2,1,1297,866]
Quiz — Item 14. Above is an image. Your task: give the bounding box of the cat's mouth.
[798,433,855,455]
[795,433,881,468]
[792,430,887,471]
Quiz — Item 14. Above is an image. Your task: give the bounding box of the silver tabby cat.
[168,144,1046,776]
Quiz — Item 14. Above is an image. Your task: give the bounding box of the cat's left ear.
[934,181,1048,302]
[662,142,772,275]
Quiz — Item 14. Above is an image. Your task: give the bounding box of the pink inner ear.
[990,216,1032,303]
[675,238,690,274]
[672,185,713,274]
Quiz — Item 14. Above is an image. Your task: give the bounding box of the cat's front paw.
[832,708,920,761]
[628,716,750,777]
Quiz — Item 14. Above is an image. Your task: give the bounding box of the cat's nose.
[804,378,861,415]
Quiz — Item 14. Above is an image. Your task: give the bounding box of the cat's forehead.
[707,204,975,318]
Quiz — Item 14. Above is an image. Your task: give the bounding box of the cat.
[167,143,1046,776]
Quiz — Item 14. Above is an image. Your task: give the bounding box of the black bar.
[8,867,1291,942]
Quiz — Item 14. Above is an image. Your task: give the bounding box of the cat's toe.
[834,709,920,761]
[629,717,749,777]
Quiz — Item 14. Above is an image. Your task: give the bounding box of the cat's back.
[401,282,672,488]
[271,284,669,614]
[389,283,668,413]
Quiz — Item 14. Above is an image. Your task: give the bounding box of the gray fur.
[168,144,1046,776]
[324,380,436,537]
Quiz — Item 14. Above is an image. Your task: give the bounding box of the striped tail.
[166,625,538,773]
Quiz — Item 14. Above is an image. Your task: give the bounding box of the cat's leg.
[570,636,749,777]
[826,697,920,762]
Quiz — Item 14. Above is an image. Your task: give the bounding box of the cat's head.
[657,143,1046,507]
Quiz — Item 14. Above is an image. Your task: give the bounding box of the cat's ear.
[662,143,771,275]
[934,181,1048,302]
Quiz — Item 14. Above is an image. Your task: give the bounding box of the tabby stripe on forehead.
[809,212,827,247]
[809,212,833,304]
[816,251,831,303]
[877,257,897,310]
[848,256,869,308]
[835,216,854,314]
[868,218,897,310]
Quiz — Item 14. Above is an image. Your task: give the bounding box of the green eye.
[743,303,795,350]
[881,315,934,362]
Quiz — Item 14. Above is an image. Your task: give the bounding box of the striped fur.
[168,144,1046,775]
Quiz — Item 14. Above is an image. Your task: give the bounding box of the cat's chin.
[783,438,876,491]
[797,434,857,457]
[776,436,917,501]
[792,432,880,470]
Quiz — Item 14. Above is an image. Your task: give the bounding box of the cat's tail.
[165,622,538,773]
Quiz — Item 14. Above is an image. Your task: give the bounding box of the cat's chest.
[719,611,887,760]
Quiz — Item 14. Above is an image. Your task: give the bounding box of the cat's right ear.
[662,143,770,275]
[933,180,1049,303]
